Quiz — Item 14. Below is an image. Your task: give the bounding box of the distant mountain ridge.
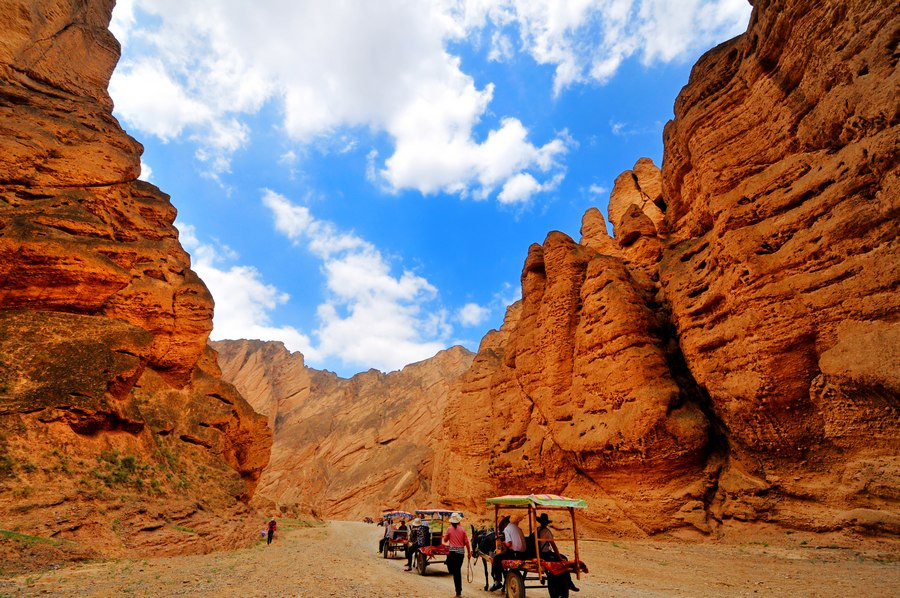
[212,339,474,518]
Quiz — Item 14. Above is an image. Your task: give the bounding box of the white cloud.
[498,170,564,204]
[495,281,522,308]
[462,0,751,94]
[179,199,519,371]
[108,0,135,43]
[498,172,542,203]
[457,302,491,327]
[110,0,747,192]
[588,183,608,195]
[608,118,662,137]
[109,0,577,200]
[139,160,152,181]
[110,60,212,141]
[176,222,316,357]
[489,30,515,62]
[262,190,452,371]
[279,150,298,165]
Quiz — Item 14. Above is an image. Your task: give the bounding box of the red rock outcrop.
[212,340,473,519]
[0,0,271,560]
[434,211,716,535]
[658,0,899,533]
[435,0,898,536]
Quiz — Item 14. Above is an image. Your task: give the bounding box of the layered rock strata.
[213,340,473,519]
[0,0,271,559]
[435,0,898,536]
[658,0,899,533]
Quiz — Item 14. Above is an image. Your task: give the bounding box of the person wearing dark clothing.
[536,513,579,593]
[266,518,277,545]
[405,518,429,571]
[442,514,471,598]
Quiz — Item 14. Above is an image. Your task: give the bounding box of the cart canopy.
[486,494,588,509]
[381,510,413,519]
[415,509,464,518]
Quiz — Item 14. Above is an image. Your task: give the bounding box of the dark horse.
[470,525,496,591]
[470,525,575,598]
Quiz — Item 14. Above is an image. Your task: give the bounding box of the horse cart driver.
[378,510,412,558]
[473,494,589,598]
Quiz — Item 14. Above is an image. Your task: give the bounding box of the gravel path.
[1,521,897,597]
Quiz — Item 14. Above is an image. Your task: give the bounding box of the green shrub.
[91,451,171,496]
[0,455,14,477]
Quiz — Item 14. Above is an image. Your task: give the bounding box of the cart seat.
[419,545,449,557]
[501,558,589,576]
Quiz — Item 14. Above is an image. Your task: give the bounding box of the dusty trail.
[0,521,897,597]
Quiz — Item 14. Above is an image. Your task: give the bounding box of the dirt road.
[1,521,897,597]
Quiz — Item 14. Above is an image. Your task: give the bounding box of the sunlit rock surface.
[0,0,271,560]
[213,340,473,519]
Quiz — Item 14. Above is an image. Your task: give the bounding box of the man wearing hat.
[489,515,527,591]
[404,518,427,571]
[537,513,579,593]
[536,513,558,559]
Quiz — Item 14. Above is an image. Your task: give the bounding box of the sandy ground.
[0,521,898,597]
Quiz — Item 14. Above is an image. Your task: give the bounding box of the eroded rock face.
[434,218,715,535]
[0,0,271,558]
[213,340,474,519]
[436,0,898,536]
[658,0,899,532]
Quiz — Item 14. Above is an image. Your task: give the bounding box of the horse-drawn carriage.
[472,495,589,598]
[379,510,412,558]
[411,509,464,575]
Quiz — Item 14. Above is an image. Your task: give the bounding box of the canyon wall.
[212,340,473,520]
[434,0,899,536]
[0,0,271,561]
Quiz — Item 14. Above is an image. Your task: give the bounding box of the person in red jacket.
[442,514,471,598]
[267,518,277,545]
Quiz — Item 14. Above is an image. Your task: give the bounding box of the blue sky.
[108,0,751,376]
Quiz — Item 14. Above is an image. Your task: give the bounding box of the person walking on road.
[266,518,277,545]
[442,513,471,597]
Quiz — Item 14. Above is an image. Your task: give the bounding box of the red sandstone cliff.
[657,0,899,533]
[434,0,898,536]
[212,340,474,519]
[0,0,271,562]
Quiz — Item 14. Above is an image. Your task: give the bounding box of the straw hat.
[412,518,422,526]
[449,514,461,524]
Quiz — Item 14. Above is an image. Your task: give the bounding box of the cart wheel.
[415,553,427,575]
[382,543,389,558]
[505,571,525,598]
